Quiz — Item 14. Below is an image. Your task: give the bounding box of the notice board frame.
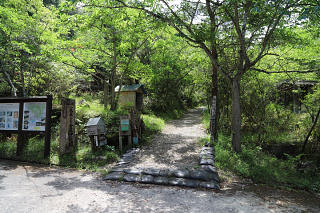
[0,96,52,158]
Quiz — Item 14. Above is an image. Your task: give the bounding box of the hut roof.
[276,80,317,89]
[115,84,146,93]
[277,80,317,87]
[85,117,104,127]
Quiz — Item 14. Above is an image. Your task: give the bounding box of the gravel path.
[128,107,206,170]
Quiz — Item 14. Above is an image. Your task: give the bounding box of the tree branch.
[252,67,319,74]
[250,2,298,67]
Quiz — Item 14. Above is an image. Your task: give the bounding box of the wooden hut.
[115,84,146,111]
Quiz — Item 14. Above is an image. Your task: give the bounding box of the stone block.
[142,168,160,176]
[199,181,220,190]
[123,174,141,182]
[154,176,169,185]
[173,169,190,178]
[140,175,154,184]
[103,172,124,181]
[124,168,142,175]
[189,169,212,181]
[200,158,215,166]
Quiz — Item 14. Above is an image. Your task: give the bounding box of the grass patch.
[140,114,165,145]
[214,134,320,192]
[142,114,165,133]
[0,137,119,171]
[157,108,185,121]
[201,109,210,131]
[0,137,17,158]
[0,136,137,172]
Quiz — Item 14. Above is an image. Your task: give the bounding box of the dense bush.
[214,134,320,192]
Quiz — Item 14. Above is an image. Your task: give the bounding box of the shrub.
[215,134,320,192]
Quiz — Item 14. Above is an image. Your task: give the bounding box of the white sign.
[0,103,20,130]
[22,102,46,131]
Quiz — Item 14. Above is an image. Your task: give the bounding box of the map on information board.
[0,103,20,130]
[23,102,46,131]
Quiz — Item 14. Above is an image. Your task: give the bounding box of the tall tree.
[105,0,318,152]
[0,0,57,96]
[57,0,158,110]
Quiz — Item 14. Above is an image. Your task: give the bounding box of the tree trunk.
[103,78,109,109]
[209,65,218,146]
[231,78,241,152]
[110,30,117,111]
[3,71,17,96]
[302,107,320,153]
[20,62,26,97]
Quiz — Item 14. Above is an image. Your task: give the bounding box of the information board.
[0,103,20,130]
[22,102,46,131]
[0,96,52,158]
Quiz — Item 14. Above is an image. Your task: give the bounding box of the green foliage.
[58,145,119,170]
[73,94,131,140]
[301,81,320,146]
[215,134,320,192]
[201,108,210,131]
[139,114,165,145]
[0,134,119,171]
[0,138,17,158]
[142,31,199,112]
[141,114,165,133]
[0,0,59,96]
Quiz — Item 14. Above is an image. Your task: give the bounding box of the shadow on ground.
[127,134,201,170]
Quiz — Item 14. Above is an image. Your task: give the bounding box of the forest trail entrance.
[128,107,206,170]
[104,107,220,189]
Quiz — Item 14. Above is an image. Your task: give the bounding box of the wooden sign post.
[59,98,76,154]
[119,116,132,151]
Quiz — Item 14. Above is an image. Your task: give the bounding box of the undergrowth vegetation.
[202,109,320,193]
[215,135,320,193]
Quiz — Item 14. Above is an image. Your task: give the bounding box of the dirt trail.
[128,107,206,170]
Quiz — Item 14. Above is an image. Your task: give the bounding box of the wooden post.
[59,98,76,154]
[90,135,96,152]
[16,101,24,156]
[128,135,132,147]
[119,131,123,152]
[44,95,52,158]
[119,115,131,152]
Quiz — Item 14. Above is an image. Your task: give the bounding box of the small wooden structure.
[115,84,146,111]
[115,84,146,151]
[85,117,107,151]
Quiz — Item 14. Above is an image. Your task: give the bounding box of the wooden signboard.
[0,96,52,158]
